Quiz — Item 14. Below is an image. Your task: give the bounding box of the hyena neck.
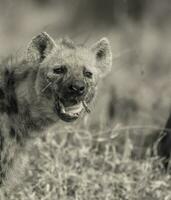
[10,62,56,137]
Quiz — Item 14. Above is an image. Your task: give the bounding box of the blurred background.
[0,0,171,148]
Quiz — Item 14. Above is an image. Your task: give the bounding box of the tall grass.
[5,125,171,200]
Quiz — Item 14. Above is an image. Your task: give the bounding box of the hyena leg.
[157,113,171,169]
[157,131,171,169]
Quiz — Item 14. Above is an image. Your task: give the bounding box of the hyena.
[0,32,112,191]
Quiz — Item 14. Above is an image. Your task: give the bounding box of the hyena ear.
[26,32,56,63]
[91,38,112,77]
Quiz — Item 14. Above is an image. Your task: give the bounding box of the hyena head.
[26,32,112,122]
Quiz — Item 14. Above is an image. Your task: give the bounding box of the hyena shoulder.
[0,112,29,191]
[0,60,37,188]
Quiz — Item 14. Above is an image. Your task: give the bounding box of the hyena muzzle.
[0,32,112,189]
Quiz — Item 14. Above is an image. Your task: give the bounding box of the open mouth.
[55,99,90,122]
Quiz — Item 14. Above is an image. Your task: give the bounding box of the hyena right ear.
[91,38,112,78]
[26,32,56,63]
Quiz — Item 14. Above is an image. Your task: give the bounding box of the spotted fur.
[0,32,112,191]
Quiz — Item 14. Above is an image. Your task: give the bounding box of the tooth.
[59,101,65,113]
[82,101,91,113]
[61,107,65,114]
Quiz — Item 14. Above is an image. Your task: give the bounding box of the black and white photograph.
[0,0,171,199]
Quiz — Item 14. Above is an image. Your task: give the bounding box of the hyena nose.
[68,80,86,95]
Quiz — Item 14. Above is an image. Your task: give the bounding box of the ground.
[5,124,171,200]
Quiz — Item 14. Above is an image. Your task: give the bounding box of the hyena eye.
[83,69,93,79]
[53,65,67,74]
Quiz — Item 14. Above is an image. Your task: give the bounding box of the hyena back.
[0,32,112,189]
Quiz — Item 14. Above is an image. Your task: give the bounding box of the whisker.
[41,82,52,93]
[82,101,91,113]
[82,32,92,45]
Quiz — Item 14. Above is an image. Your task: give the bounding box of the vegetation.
[6,125,171,200]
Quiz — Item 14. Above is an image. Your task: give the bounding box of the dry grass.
[4,124,171,200]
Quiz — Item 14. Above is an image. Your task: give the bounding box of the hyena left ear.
[91,38,112,77]
[26,32,56,63]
